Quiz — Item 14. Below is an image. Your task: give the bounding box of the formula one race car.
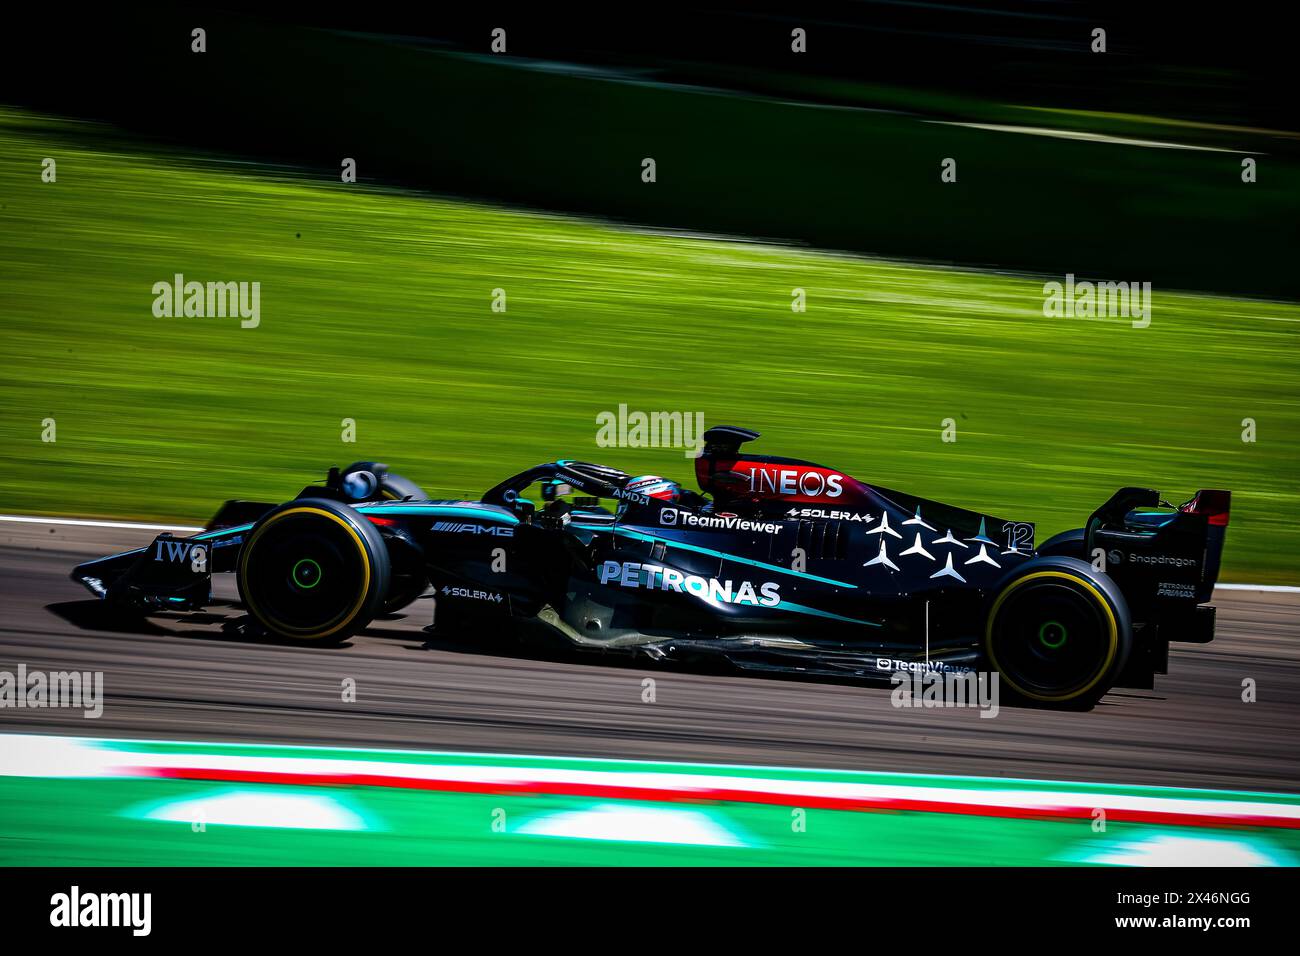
[72,426,1230,707]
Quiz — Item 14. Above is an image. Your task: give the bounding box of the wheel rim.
[292,558,323,590]
[242,509,370,637]
[988,573,1117,700]
[1037,619,1067,649]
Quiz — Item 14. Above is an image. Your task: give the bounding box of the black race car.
[72,426,1229,707]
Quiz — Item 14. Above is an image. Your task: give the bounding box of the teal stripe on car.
[777,601,882,627]
[610,527,858,589]
[190,505,517,541]
[194,523,253,540]
[356,504,520,524]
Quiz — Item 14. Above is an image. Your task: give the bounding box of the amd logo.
[612,488,651,505]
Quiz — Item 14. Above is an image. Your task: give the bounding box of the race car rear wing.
[1086,486,1230,607]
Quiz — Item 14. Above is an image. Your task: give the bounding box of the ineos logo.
[746,467,844,498]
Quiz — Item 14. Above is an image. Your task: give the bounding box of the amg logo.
[431,522,513,537]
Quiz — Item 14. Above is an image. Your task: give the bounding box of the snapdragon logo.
[50,886,151,936]
[598,560,780,607]
[1043,273,1151,328]
[890,668,1000,718]
[0,664,103,718]
[1128,553,1197,568]
[152,273,260,328]
[595,405,705,458]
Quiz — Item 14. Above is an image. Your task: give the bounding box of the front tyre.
[237,498,390,643]
[985,556,1131,709]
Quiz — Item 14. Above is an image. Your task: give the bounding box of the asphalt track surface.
[1,520,1297,793]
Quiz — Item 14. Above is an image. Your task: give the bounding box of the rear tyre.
[985,556,1131,709]
[237,498,390,643]
[380,472,427,501]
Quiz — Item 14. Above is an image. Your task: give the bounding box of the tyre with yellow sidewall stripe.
[237,498,390,643]
[985,556,1131,709]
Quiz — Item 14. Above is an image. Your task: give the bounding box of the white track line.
[1,514,1296,592]
[928,121,1245,153]
[1215,584,1300,593]
[0,514,204,533]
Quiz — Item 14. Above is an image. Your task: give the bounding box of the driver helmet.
[624,475,682,503]
[342,469,380,501]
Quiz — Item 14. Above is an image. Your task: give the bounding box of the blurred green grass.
[1,109,1297,581]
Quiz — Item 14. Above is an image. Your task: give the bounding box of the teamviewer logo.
[659,507,678,526]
